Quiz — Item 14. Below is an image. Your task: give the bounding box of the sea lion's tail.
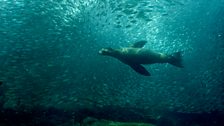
[168,51,184,68]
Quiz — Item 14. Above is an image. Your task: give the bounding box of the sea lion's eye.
[102,48,108,52]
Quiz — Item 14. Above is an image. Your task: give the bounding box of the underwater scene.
[0,0,224,125]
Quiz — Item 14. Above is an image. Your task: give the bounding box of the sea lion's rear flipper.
[168,51,184,68]
[129,64,151,76]
[131,41,147,48]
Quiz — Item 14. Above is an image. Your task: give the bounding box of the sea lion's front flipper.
[129,64,151,76]
[131,41,147,48]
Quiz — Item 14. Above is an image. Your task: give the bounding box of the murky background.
[0,0,224,125]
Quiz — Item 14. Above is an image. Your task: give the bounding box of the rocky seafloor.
[0,105,224,126]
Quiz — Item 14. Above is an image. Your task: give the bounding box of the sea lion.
[99,41,183,76]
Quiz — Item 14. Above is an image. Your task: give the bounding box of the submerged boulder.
[80,117,157,126]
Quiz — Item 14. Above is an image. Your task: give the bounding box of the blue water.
[0,0,224,125]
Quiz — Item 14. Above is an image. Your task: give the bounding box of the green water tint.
[0,0,223,115]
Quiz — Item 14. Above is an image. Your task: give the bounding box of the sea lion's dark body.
[114,48,168,65]
[99,41,183,76]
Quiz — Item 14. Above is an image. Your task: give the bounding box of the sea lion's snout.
[98,50,103,55]
[99,48,113,55]
[98,48,106,55]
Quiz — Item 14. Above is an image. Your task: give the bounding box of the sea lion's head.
[98,47,115,56]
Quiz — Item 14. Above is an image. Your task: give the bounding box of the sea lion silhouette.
[99,41,183,76]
